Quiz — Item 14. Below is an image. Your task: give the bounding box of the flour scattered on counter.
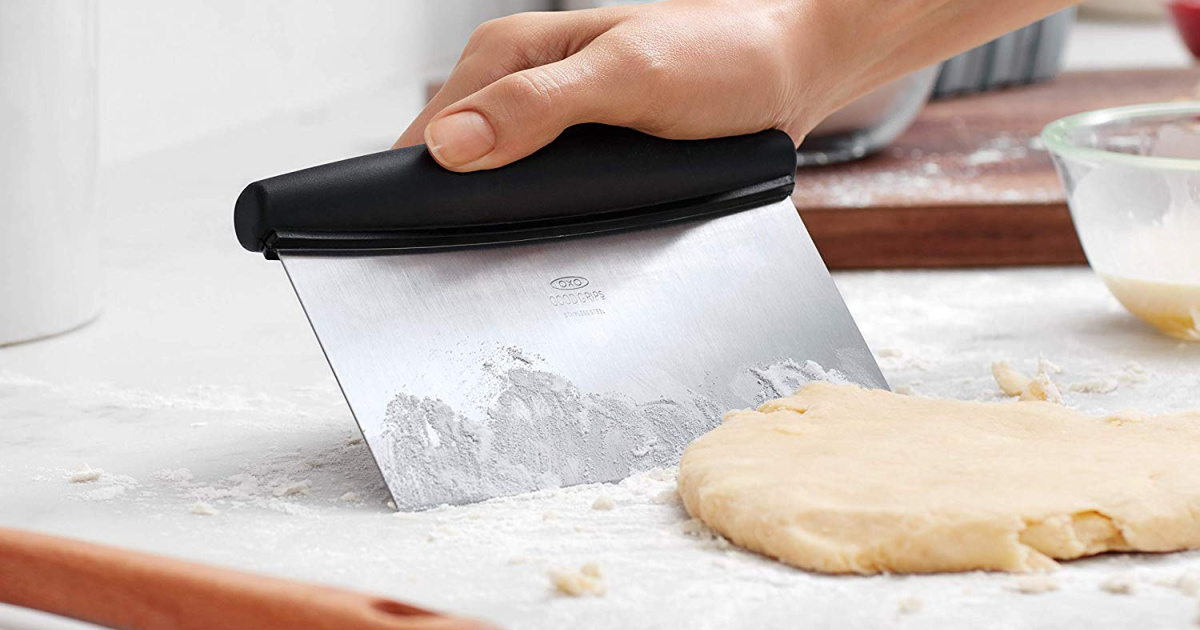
[67,467,139,501]
[549,563,606,597]
[154,432,385,515]
[1119,362,1148,385]
[1155,572,1200,597]
[676,518,731,550]
[591,495,615,511]
[1100,574,1136,595]
[652,489,680,506]
[1068,379,1119,395]
[68,464,103,483]
[189,500,219,516]
[154,468,194,483]
[273,479,312,497]
[64,464,140,500]
[1037,356,1063,375]
[897,596,923,614]
[1014,575,1060,594]
[1178,573,1200,598]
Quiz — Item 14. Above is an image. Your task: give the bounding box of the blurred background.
[78,0,1200,166]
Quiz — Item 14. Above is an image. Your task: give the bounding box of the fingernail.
[425,111,495,167]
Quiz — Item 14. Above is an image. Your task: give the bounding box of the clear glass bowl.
[1042,103,1200,341]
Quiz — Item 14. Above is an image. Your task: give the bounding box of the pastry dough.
[678,383,1200,574]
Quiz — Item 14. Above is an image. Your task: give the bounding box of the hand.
[394,1,834,172]
[395,0,1077,172]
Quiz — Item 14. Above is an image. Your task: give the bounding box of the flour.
[65,464,138,501]
[154,468,194,483]
[802,133,1054,208]
[189,500,219,516]
[1068,379,1119,395]
[1014,575,1060,594]
[68,464,103,483]
[152,433,385,516]
[1156,573,1200,597]
[742,359,851,405]
[1100,574,1136,595]
[375,345,847,511]
[897,596,924,614]
[591,495,615,511]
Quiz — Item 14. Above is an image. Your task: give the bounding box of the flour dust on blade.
[234,125,887,510]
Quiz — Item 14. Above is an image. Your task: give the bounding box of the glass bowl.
[1042,103,1200,341]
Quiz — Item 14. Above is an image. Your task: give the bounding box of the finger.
[393,10,616,150]
[422,50,622,172]
[393,55,518,149]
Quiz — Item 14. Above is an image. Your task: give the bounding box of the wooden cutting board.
[797,68,1200,269]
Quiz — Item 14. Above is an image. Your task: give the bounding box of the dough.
[678,382,1200,575]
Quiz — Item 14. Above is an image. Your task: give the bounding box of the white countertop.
[4,19,1200,630]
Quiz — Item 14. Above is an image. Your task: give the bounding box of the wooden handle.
[0,526,495,630]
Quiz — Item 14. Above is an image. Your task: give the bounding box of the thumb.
[423,57,608,172]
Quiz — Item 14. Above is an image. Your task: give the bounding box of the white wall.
[97,0,550,164]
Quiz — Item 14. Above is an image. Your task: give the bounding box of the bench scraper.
[234,125,887,511]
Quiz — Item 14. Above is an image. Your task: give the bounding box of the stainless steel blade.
[279,198,887,510]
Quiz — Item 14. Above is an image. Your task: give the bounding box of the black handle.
[234,124,796,256]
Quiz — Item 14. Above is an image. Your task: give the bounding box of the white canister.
[0,0,100,345]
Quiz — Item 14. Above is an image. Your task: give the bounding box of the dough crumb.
[1119,362,1148,385]
[273,479,312,497]
[339,491,359,502]
[646,467,677,482]
[1181,573,1200,598]
[68,464,103,483]
[1068,379,1119,394]
[992,361,1031,396]
[1020,373,1063,404]
[1038,356,1063,375]
[385,500,397,510]
[653,489,680,505]
[1100,574,1136,595]
[591,495,616,511]
[993,360,1063,403]
[877,348,904,358]
[1157,572,1200,597]
[189,500,220,516]
[548,564,606,597]
[897,596,923,614]
[347,436,364,445]
[1014,575,1060,594]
